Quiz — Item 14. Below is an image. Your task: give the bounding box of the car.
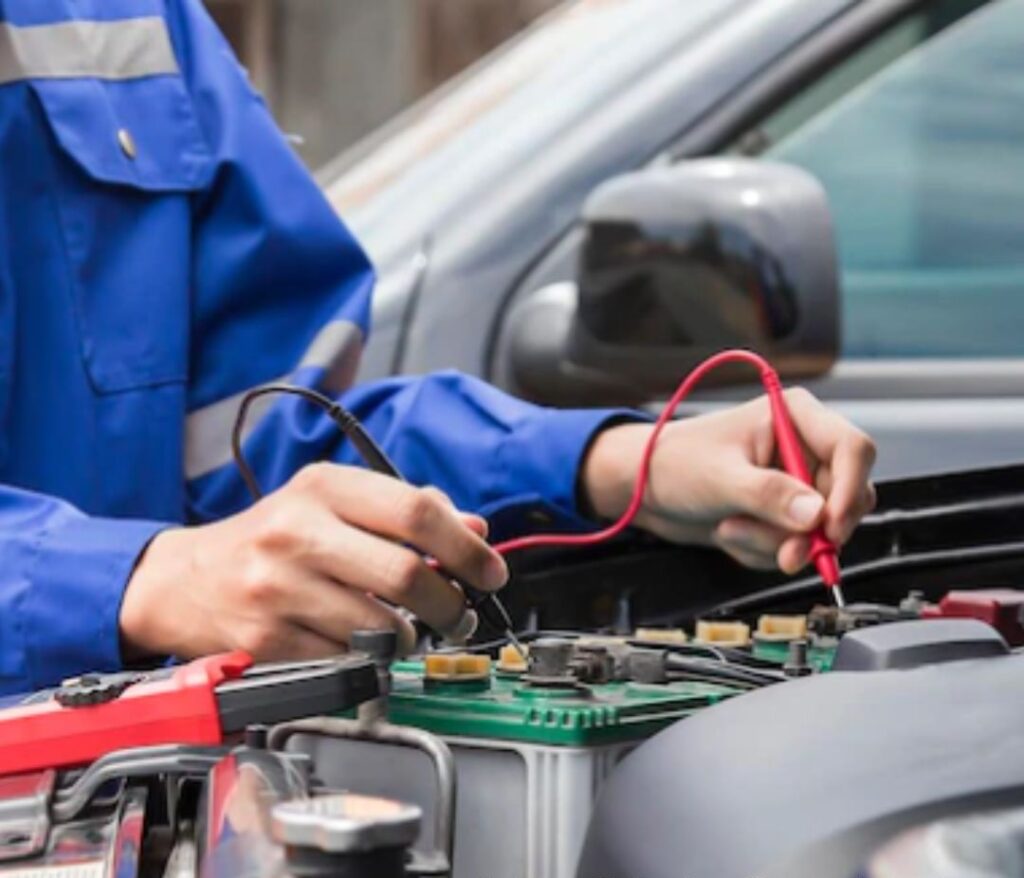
[319,0,1024,482]
[3,5,1022,878]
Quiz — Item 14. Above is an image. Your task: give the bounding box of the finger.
[715,519,812,574]
[459,513,489,539]
[715,516,789,559]
[829,481,878,545]
[780,390,877,542]
[306,517,470,638]
[724,464,826,534]
[714,537,779,571]
[286,627,351,660]
[823,438,878,543]
[282,574,418,655]
[239,621,345,663]
[414,485,491,540]
[423,485,490,540]
[296,465,507,591]
[777,535,812,575]
[815,466,833,498]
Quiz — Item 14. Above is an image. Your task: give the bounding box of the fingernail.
[484,555,509,590]
[788,493,824,527]
[465,514,489,538]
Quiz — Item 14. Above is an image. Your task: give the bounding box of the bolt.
[784,639,812,677]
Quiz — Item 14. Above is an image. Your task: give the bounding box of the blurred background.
[196,0,1024,481]
[204,0,562,168]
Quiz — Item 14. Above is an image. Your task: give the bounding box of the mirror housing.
[505,159,839,404]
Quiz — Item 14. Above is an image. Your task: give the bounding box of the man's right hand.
[119,463,509,662]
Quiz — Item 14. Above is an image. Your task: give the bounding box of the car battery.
[283,640,740,878]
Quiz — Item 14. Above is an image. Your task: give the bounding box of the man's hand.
[581,389,877,573]
[119,463,508,662]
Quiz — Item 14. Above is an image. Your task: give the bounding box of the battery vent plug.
[755,615,808,642]
[423,654,492,683]
[695,621,751,648]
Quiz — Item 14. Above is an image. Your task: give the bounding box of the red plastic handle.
[0,651,252,777]
[762,369,841,587]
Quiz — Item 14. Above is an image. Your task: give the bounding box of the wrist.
[579,422,653,522]
[119,527,191,661]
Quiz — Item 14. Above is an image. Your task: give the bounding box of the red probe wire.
[489,349,845,606]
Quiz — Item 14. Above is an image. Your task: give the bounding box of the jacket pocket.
[30,73,213,393]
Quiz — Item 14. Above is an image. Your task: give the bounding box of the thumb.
[730,466,825,533]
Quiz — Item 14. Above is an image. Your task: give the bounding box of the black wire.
[664,654,784,687]
[231,384,400,501]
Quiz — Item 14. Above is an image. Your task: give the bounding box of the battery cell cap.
[695,620,751,648]
[272,793,421,853]
[497,643,529,673]
[755,615,808,642]
[423,654,492,680]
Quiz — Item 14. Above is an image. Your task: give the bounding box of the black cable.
[232,384,401,499]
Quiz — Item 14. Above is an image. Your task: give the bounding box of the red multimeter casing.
[0,651,379,776]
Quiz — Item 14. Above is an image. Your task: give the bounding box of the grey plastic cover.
[578,650,1024,878]
[832,618,1009,671]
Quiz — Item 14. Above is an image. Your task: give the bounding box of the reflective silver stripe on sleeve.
[184,321,365,481]
[0,17,178,85]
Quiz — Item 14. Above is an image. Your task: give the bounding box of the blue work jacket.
[0,0,624,694]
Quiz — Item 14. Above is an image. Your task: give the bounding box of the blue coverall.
[0,0,624,694]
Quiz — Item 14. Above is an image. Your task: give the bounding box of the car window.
[761,0,1024,358]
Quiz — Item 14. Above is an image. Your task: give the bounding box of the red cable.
[490,348,843,597]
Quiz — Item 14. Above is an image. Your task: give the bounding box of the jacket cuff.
[482,407,645,540]
[23,516,169,689]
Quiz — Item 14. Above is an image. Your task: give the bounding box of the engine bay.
[3,464,1024,878]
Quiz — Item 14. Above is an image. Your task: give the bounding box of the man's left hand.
[580,388,877,574]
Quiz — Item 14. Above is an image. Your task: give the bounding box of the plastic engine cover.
[577,650,1024,878]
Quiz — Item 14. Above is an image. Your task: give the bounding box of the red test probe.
[487,349,845,606]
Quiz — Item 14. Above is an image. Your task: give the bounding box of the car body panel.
[324,0,1024,479]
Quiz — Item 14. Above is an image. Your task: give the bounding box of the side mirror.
[505,159,839,404]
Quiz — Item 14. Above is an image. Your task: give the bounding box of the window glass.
[766,0,1024,357]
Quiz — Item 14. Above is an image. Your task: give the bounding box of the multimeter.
[0,652,378,776]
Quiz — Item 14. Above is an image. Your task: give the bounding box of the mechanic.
[0,0,876,696]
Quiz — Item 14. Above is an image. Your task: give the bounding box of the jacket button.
[117,128,137,159]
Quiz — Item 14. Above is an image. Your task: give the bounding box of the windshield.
[320,0,747,268]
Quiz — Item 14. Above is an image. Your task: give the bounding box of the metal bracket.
[0,770,56,862]
[268,718,456,876]
[51,745,227,824]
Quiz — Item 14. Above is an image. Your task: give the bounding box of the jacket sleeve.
[0,486,166,694]
[171,0,635,538]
